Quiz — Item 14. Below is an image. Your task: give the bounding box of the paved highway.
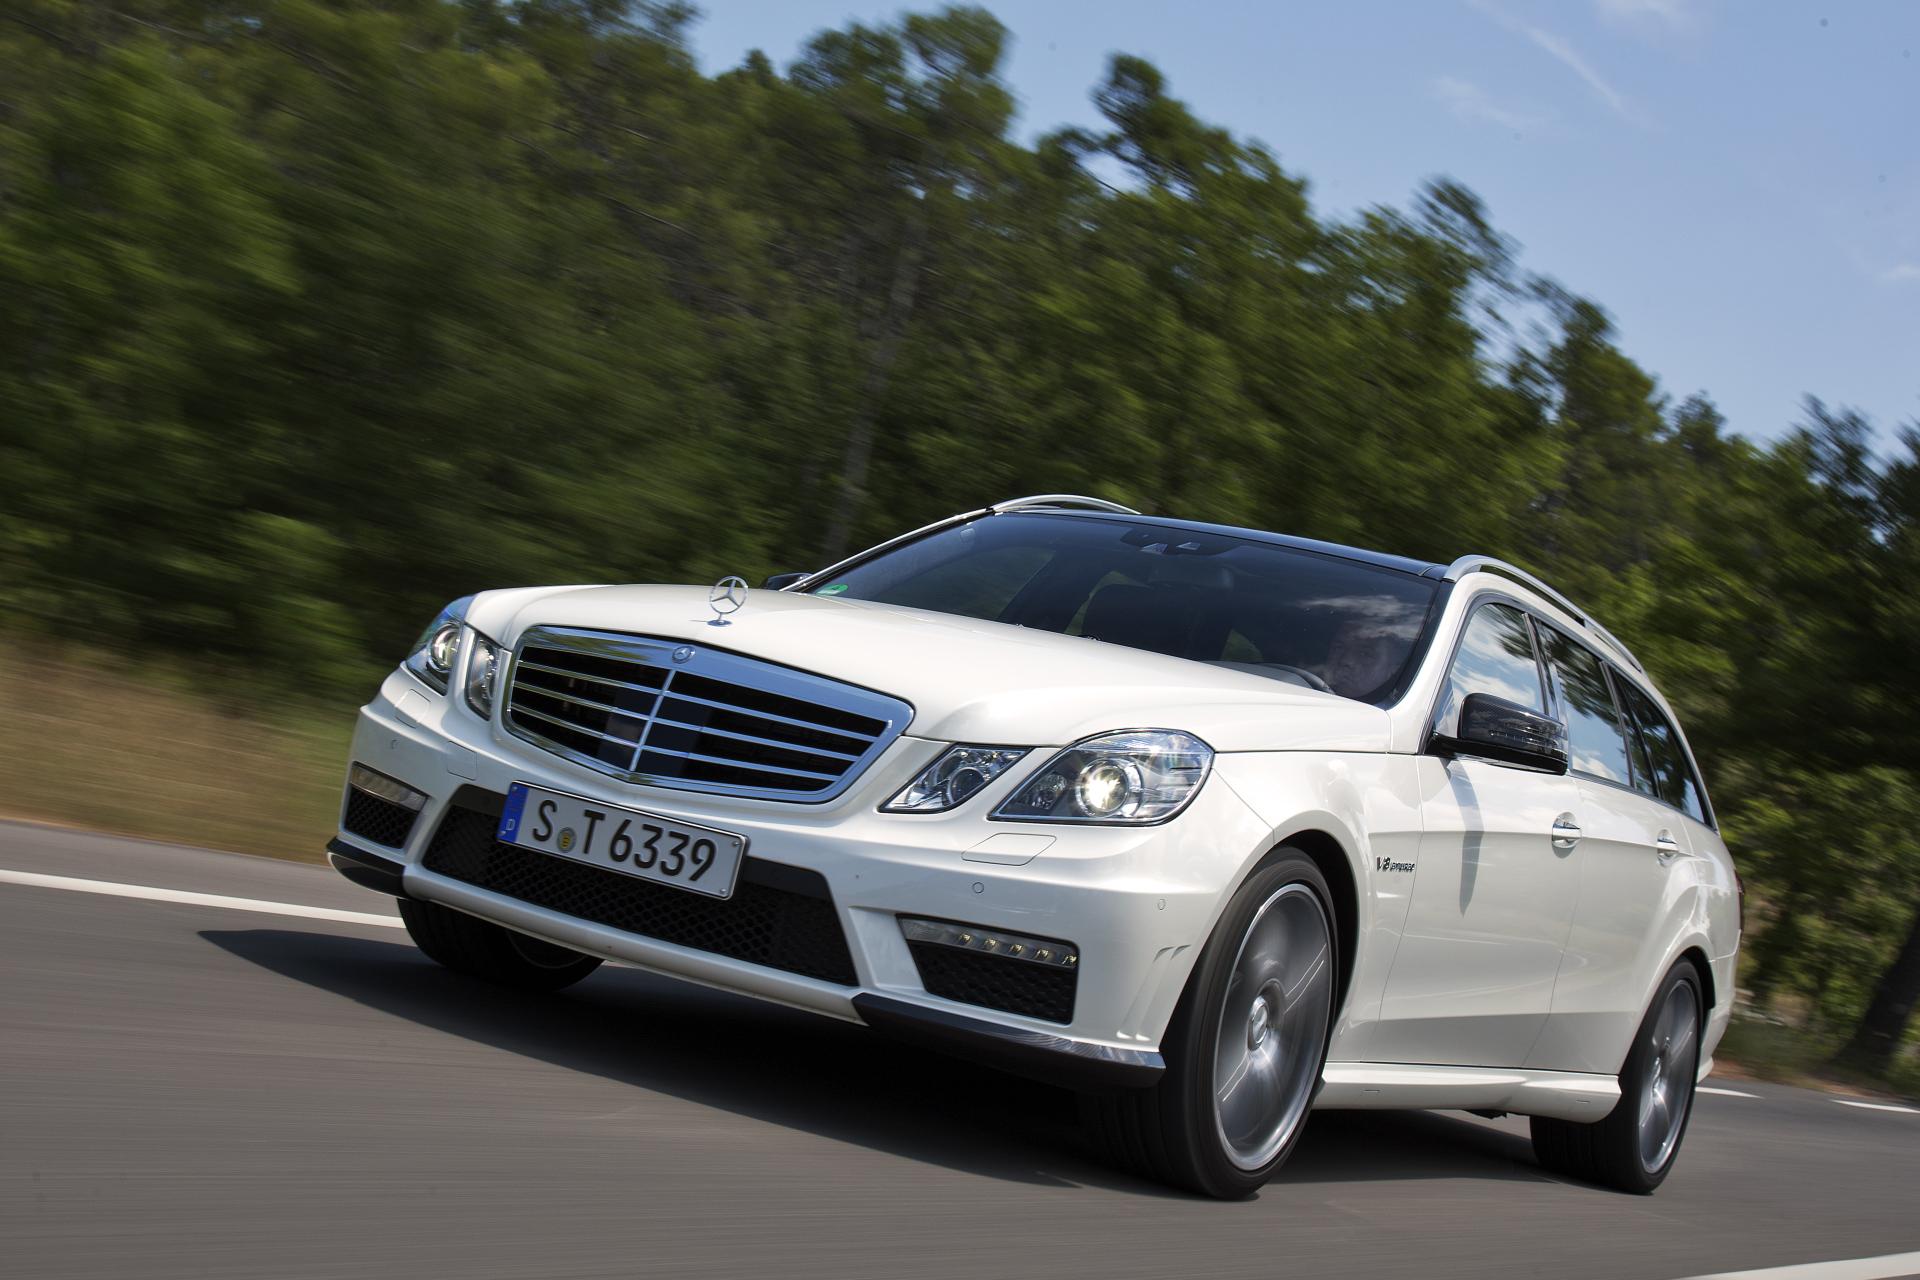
[3,820,1916,1280]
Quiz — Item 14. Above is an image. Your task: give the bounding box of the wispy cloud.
[1431,77,1551,133]
[1884,264,1920,284]
[1595,0,1698,32]
[1470,0,1650,127]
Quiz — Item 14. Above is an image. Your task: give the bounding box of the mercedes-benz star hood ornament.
[708,576,748,626]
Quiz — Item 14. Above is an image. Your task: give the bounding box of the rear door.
[1376,601,1585,1067]
[1533,655,1709,1072]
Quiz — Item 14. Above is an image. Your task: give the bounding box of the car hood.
[469,584,1391,752]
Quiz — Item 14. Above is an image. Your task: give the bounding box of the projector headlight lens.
[464,632,501,719]
[428,624,460,674]
[1074,759,1139,818]
[994,729,1213,824]
[403,596,473,694]
[882,745,1029,813]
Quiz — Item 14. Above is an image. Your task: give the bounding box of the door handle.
[1655,832,1683,863]
[1551,814,1582,850]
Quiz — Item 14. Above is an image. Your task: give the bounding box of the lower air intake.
[420,790,856,985]
[342,788,419,849]
[900,918,1080,1025]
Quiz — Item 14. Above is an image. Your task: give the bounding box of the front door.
[1374,601,1583,1067]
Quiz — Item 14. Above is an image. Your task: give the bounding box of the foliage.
[0,0,1915,1064]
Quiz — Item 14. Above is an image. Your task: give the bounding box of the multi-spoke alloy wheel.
[1637,978,1699,1174]
[1213,885,1335,1171]
[1082,851,1340,1198]
[1532,961,1705,1194]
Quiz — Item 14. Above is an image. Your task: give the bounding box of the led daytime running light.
[899,917,1078,967]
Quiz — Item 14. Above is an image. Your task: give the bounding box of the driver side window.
[1432,603,1545,738]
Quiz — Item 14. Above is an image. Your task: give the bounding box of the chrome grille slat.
[510,682,656,723]
[512,704,640,748]
[516,660,665,697]
[643,715,863,763]
[519,660,861,748]
[638,745,843,782]
[502,626,913,803]
[647,688,876,740]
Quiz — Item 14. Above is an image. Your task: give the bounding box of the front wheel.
[1532,962,1703,1193]
[399,898,603,992]
[1084,852,1339,1198]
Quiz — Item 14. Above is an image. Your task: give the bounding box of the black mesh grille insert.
[908,942,1079,1024]
[420,795,856,985]
[342,788,419,849]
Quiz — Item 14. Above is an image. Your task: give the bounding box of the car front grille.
[907,942,1079,1024]
[420,790,857,985]
[342,788,419,848]
[502,627,911,802]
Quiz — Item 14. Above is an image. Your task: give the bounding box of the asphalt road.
[3,820,1917,1280]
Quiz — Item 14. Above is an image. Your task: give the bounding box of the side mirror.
[762,571,812,591]
[1434,693,1569,774]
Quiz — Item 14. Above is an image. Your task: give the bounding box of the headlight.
[882,745,1030,813]
[403,596,473,693]
[465,632,502,719]
[993,729,1213,824]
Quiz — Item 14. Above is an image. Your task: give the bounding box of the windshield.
[812,514,1440,704]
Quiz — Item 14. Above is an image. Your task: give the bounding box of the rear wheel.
[399,898,603,992]
[1532,962,1702,1193]
[1084,852,1338,1198]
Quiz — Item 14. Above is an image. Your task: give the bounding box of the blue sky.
[689,1,1917,446]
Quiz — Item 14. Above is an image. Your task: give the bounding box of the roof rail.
[991,494,1141,516]
[1442,555,1646,673]
[791,497,1137,592]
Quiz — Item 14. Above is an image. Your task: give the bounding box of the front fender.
[1209,753,1425,1057]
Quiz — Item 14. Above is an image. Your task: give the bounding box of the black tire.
[1532,962,1704,1193]
[399,898,603,992]
[1083,851,1339,1198]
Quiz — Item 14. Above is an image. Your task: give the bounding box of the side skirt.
[1315,1062,1621,1121]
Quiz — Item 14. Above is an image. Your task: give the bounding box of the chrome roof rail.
[793,506,991,589]
[990,494,1141,516]
[1442,555,1646,673]
[792,497,1137,592]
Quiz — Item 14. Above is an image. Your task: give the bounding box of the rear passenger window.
[1542,629,1630,785]
[1618,681,1708,823]
[1432,603,1544,738]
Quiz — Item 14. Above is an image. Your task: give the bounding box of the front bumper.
[332,670,1272,1089]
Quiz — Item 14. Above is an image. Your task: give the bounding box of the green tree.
[1,1,1914,1071]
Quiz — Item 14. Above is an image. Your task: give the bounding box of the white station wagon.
[329,495,1740,1198]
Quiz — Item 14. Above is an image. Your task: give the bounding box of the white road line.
[1698,1086,1762,1098]
[0,868,403,929]
[1832,1099,1920,1115]
[1675,1250,1920,1280]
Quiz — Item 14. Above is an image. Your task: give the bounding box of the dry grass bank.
[0,643,355,861]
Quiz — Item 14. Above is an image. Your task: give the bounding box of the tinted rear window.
[1618,680,1708,823]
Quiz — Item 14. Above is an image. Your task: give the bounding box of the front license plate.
[497,783,746,900]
